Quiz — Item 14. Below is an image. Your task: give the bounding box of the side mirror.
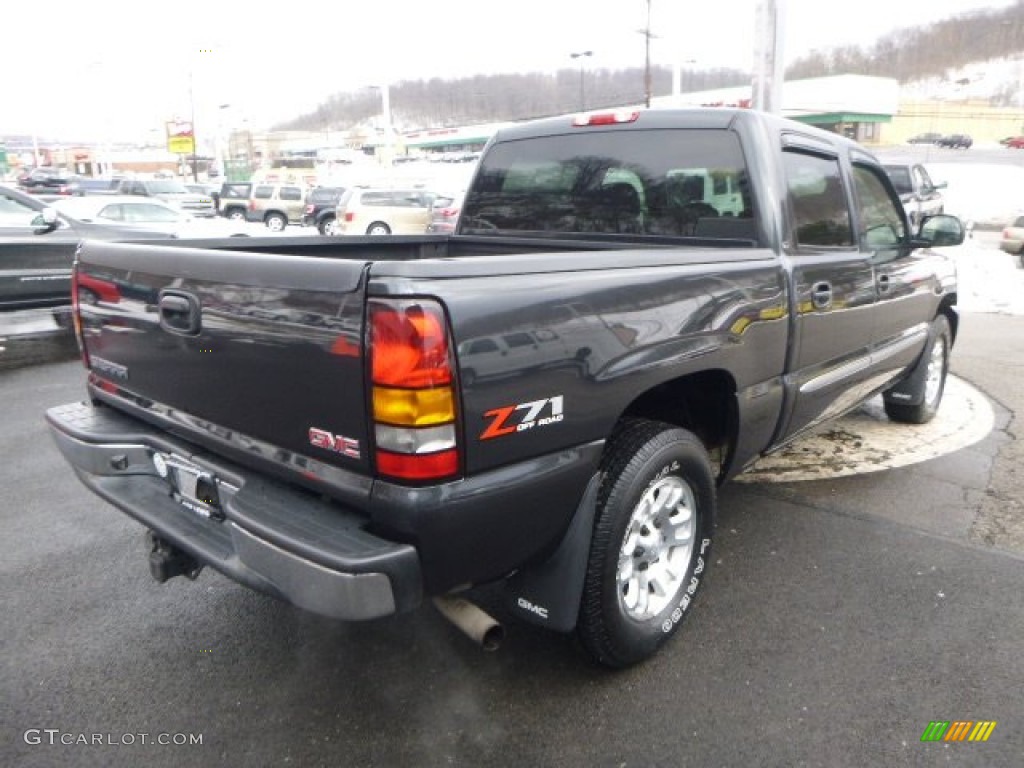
[32,207,59,234]
[914,214,964,248]
[933,181,948,190]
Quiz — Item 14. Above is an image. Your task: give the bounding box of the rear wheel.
[226,208,246,221]
[319,215,337,236]
[366,222,391,236]
[884,314,951,424]
[577,419,715,668]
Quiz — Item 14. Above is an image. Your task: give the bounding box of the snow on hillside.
[900,54,1024,108]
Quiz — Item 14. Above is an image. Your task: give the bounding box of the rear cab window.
[460,128,758,242]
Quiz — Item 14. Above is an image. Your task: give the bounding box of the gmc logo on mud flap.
[480,396,564,440]
[308,428,361,459]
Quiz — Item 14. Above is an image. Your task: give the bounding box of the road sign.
[166,120,196,155]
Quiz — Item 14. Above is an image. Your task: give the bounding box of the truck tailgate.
[76,240,372,484]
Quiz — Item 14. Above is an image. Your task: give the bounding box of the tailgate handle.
[159,290,201,335]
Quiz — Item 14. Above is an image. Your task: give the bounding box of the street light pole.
[189,70,199,182]
[570,51,593,111]
[637,0,657,108]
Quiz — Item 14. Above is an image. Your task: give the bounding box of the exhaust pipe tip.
[433,596,505,652]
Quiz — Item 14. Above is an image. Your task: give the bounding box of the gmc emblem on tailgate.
[308,428,361,459]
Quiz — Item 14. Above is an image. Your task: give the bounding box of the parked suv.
[218,182,253,220]
[335,187,437,235]
[302,186,346,235]
[936,134,973,149]
[246,183,307,231]
[117,178,216,217]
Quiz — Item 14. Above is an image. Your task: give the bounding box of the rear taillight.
[248,200,256,210]
[70,264,90,369]
[369,298,459,483]
[344,212,355,222]
[442,207,459,218]
[305,204,315,214]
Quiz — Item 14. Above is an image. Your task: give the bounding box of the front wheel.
[577,419,715,668]
[265,213,287,232]
[884,314,951,424]
[366,222,391,236]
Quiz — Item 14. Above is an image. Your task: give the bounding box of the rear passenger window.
[502,333,534,348]
[361,192,391,206]
[253,186,273,199]
[784,152,853,247]
[280,187,302,201]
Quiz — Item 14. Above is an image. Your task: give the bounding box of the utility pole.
[570,50,593,111]
[643,0,652,108]
[752,0,786,113]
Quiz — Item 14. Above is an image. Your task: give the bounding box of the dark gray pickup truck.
[46,109,964,667]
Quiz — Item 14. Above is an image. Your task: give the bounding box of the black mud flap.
[883,320,940,408]
[504,473,600,633]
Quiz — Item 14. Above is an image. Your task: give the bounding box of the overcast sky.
[3,0,1017,142]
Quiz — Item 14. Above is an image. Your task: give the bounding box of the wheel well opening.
[938,295,958,342]
[618,370,737,479]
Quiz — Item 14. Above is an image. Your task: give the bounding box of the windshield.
[147,180,189,194]
[883,166,913,195]
[309,188,344,203]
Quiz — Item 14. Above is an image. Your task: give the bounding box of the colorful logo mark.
[921,721,997,742]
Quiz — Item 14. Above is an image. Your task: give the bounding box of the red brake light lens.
[376,449,458,480]
[371,301,452,388]
[70,265,90,369]
[572,110,641,127]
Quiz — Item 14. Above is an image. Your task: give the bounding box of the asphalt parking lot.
[3,240,1024,767]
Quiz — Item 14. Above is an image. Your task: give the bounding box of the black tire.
[884,314,951,424]
[318,215,336,236]
[577,418,715,668]
[226,208,246,221]
[265,213,287,232]
[366,221,391,236]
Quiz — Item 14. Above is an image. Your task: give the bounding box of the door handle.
[811,281,833,309]
[158,290,202,335]
[877,273,891,294]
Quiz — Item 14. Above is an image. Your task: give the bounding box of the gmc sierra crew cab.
[46,109,964,667]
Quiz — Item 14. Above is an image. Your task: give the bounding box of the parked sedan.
[18,167,80,195]
[51,196,249,238]
[906,132,942,145]
[936,134,973,149]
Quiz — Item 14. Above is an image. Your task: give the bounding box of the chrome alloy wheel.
[617,475,696,620]
[924,336,946,405]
